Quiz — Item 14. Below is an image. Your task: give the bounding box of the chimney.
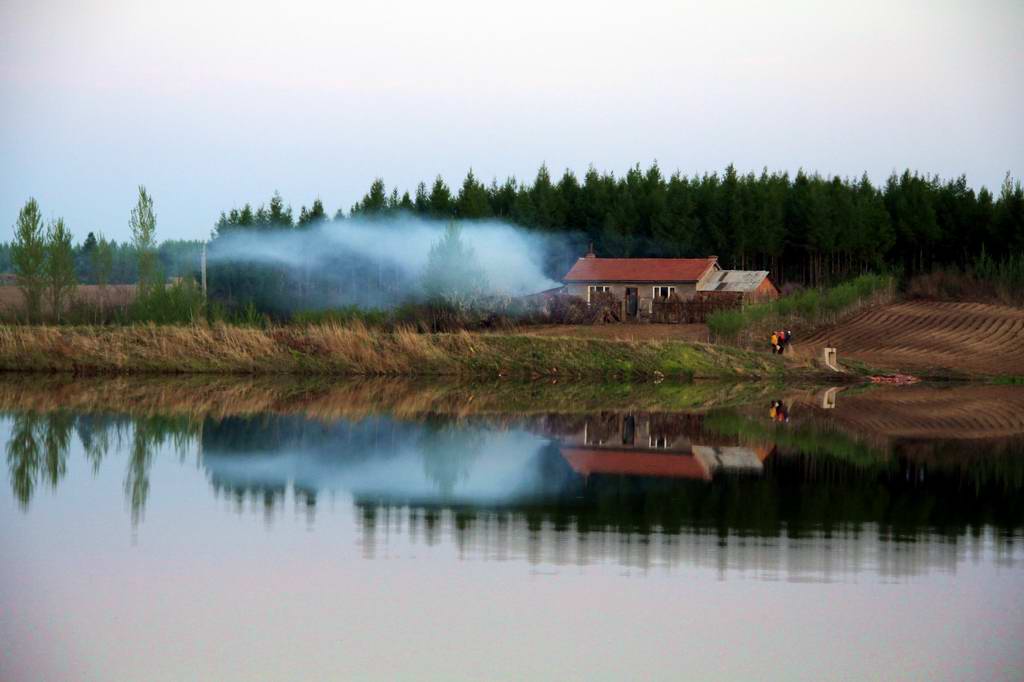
[585,242,596,259]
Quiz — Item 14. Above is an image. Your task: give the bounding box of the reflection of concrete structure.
[554,413,773,480]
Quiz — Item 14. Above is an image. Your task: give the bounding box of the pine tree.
[529,164,564,228]
[352,179,388,215]
[993,172,1024,253]
[422,223,488,309]
[414,182,430,214]
[455,169,491,219]
[298,199,327,226]
[428,176,454,217]
[267,192,294,228]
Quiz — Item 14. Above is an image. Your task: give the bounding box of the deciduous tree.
[12,198,47,322]
[44,217,77,321]
[130,186,158,292]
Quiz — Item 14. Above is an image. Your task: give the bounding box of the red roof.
[561,447,711,480]
[562,257,718,283]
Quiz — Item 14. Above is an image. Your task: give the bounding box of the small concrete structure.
[822,347,840,372]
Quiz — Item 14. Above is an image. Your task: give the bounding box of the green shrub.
[706,309,745,339]
[129,279,204,324]
[794,290,821,318]
[707,273,893,344]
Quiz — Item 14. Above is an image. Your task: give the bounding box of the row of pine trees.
[216,163,1024,286]
[8,164,1024,321]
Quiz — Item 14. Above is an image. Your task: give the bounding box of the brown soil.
[801,301,1024,377]
[518,323,710,343]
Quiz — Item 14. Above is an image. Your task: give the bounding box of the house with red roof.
[561,246,721,318]
[561,246,777,319]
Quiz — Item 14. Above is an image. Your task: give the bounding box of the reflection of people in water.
[769,400,789,423]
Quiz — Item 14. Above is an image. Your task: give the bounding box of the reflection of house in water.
[552,412,774,480]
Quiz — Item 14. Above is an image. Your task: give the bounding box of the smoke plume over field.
[207,215,575,313]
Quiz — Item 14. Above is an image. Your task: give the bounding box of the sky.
[1,0,1022,242]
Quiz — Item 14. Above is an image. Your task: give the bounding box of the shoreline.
[0,323,852,382]
[0,373,805,419]
[2,322,1007,383]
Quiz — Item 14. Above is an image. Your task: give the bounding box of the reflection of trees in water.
[354,502,1016,579]
[355,447,1024,568]
[7,412,75,509]
[417,418,485,496]
[8,413,44,508]
[4,411,199,523]
[76,415,115,473]
[125,416,200,523]
[7,406,1024,537]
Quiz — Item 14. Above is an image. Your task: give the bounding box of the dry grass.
[0,284,137,320]
[515,323,710,343]
[0,321,794,380]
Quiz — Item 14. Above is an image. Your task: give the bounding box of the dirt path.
[801,301,1024,376]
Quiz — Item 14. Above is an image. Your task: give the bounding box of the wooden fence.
[650,292,744,324]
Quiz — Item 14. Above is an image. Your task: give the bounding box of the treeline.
[215,164,1023,286]
[6,189,205,324]
[0,235,201,284]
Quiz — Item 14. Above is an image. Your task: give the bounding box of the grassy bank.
[0,322,814,380]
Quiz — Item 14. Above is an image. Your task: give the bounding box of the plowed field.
[802,301,1024,376]
[804,384,1024,440]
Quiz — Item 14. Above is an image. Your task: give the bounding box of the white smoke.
[207,213,567,306]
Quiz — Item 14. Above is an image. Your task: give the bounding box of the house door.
[625,288,638,318]
[622,415,636,445]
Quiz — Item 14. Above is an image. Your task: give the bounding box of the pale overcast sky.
[1,0,1021,242]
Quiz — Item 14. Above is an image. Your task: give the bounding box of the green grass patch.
[707,273,895,346]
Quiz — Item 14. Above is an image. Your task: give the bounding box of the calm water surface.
[1,380,1022,681]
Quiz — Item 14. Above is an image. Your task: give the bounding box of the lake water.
[1,378,1022,681]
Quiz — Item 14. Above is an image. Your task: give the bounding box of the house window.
[653,286,675,299]
[588,285,610,302]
